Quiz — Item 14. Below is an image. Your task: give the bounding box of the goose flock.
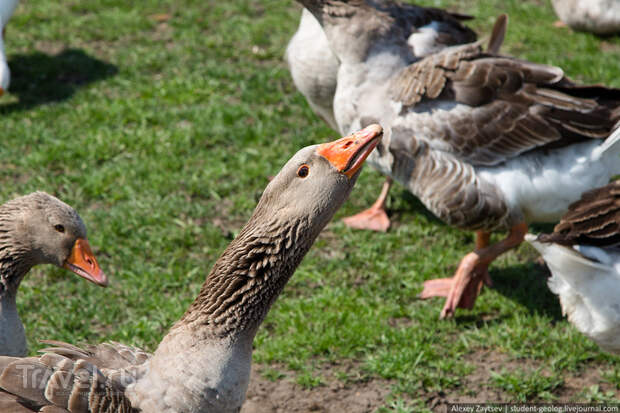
[0,0,619,411]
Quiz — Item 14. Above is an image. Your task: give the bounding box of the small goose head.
[6,192,107,287]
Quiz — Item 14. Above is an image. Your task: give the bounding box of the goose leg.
[419,222,527,319]
[418,231,491,299]
[342,177,392,232]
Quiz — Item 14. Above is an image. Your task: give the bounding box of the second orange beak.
[63,238,108,287]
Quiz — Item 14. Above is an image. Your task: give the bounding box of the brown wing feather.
[40,340,150,371]
[390,39,620,166]
[486,14,507,54]
[539,181,620,247]
[388,126,512,231]
[0,343,141,412]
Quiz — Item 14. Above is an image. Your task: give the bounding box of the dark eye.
[297,165,310,178]
[54,224,65,233]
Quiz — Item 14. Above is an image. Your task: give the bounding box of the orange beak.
[317,124,383,178]
[63,238,108,287]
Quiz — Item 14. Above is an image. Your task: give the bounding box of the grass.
[490,369,563,402]
[5,0,620,409]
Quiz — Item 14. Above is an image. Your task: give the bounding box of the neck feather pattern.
[178,211,314,339]
[0,209,32,296]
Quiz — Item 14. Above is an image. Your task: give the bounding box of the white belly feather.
[478,139,620,224]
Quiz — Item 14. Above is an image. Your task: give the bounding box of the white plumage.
[527,235,620,353]
[552,0,620,34]
[479,129,620,224]
[0,0,18,94]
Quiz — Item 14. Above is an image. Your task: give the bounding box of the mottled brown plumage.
[388,127,511,230]
[383,32,620,232]
[0,352,134,412]
[539,180,620,248]
[389,40,618,170]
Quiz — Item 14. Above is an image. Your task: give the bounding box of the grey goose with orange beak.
[0,125,382,413]
[299,0,620,319]
[0,191,106,357]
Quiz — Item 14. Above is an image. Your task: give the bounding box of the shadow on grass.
[1,48,118,113]
[490,263,564,322]
[388,188,563,320]
[454,314,510,328]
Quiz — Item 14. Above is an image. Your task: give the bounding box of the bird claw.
[422,252,491,319]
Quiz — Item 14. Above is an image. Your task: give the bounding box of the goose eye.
[54,224,65,233]
[297,165,310,178]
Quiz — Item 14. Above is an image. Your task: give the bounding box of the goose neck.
[178,213,313,340]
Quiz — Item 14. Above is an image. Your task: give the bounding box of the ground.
[4,0,620,411]
[243,355,618,412]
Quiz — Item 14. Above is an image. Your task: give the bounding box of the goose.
[0,125,383,413]
[288,1,476,232]
[0,191,107,357]
[300,0,620,318]
[526,180,620,353]
[285,2,476,132]
[0,0,18,94]
[552,0,620,35]
[286,8,340,130]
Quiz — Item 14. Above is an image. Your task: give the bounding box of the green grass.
[490,369,563,402]
[5,0,620,409]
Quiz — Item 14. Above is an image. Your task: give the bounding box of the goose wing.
[389,22,620,166]
[0,341,150,412]
[539,180,620,247]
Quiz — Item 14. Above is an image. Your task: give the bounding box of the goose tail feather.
[592,126,620,174]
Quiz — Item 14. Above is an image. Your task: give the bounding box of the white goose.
[0,0,18,94]
[300,0,620,318]
[286,8,340,130]
[527,180,620,353]
[552,0,620,35]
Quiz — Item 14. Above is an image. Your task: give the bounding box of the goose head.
[297,0,396,64]
[179,124,383,338]
[254,123,383,232]
[2,192,107,288]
